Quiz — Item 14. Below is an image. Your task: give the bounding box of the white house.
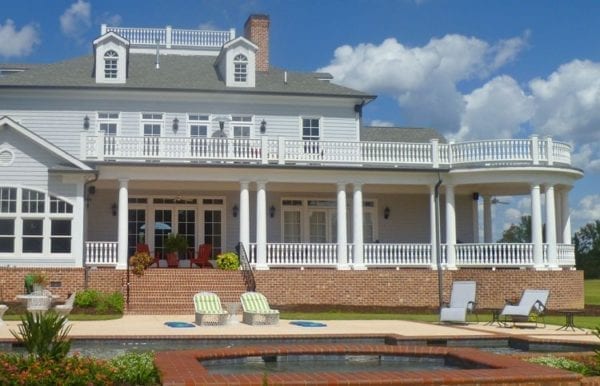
[0,15,583,277]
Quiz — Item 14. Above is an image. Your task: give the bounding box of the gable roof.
[361,126,447,143]
[0,54,375,100]
[93,31,130,47]
[0,116,92,171]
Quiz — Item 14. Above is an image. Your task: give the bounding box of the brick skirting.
[0,267,583,311]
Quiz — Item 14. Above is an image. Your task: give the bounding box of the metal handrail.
[237,242,256,292]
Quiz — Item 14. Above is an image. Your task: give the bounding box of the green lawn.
[586,280,600,305]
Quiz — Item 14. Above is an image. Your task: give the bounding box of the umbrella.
[140,222,171,231]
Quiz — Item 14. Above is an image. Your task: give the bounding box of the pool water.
[202,354,476,375]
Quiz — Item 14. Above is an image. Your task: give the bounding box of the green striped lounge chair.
[193,292,228,326]
[240,292,279,325]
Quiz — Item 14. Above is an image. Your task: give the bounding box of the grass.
[585,280,600,305]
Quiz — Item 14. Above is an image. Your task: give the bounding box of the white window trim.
[300,116,322,141]
[187,113,211,137]
[97,112,120,135]
[140,112,165,136]
[231,115,254,139]
[103,50,119,79]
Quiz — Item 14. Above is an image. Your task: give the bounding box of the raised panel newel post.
[531,135,539,165]
[165,26,172,48]
[431,139,439,168]
[278,137,285,165]
[261,136,268,164]
[546,137,554,166]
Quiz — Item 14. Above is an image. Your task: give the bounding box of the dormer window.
[104,50,118,78]
[234,54,248,82]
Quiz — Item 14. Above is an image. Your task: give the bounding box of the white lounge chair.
[440,281,477,323]
[54,292,76,320]
[27,295,52,318]
[500,289,549,327]
[240,292,279,325]
[0,304,8,325]
[193,292,228,326]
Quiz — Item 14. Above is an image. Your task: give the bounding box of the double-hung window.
[104,50,118,79]
[0,187,17,253]
[141,113,163,157]
[188,114,210,157]
[21,189,45,253]
[233,54,248,82]
[231,116,252,158]
[97,112,119,135]
[302,118,320,154]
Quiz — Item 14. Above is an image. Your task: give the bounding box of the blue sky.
[1,0,599,238]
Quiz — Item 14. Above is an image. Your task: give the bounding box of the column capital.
[337,182,347,191]
[240,180,250,188]
[256,181,267,189]
[118,178,129,186]
[353,182,363,190]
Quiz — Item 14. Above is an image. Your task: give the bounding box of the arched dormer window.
[233,54,248,82]
[104,50,118,79]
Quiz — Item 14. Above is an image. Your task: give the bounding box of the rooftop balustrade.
[101,25,236,49]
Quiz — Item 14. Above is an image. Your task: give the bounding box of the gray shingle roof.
[360,126,447,143]
[0,54,374,99]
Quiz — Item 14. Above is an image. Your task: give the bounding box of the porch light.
[172,117,179,132]
[111,202,117,216]
[260,119,267,133]
[83,115,90,129]
[269,205,275,218]
[383,206,390,220]
[232,204,239,218]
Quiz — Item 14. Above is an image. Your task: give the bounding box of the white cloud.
[319,33,528,132]
[571,195,600,229]
[369,120,395,127]
[456,75,534,140]
[198,21,218,30]
[99,12,122,27]
[60,0,91,41]
[0,19,40,58]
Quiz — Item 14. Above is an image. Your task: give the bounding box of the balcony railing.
[81,133,572,169]
[101,25,235,49]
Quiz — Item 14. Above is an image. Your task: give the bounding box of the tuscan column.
[429,185,438,269]
[545,184,558,269]
[239,181,250,254]
[472,193,479,243]
[483,194,493,243]
[445,185,457,269]
[337,183,350,270]
[561,188,572,244]
[352,183,365,270]
[255,181,268,270]
[531,184,545,269]
[117,179,129,270]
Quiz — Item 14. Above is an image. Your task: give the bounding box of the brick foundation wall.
[254,269,584,310]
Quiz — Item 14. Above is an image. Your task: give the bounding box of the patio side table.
[556,310,585,332]
[484,309,503,326]
[224,302,241,324]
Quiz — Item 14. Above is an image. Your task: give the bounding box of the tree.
[498,215,531,243]
[574,220,600,279]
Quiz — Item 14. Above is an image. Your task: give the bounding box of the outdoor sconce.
[232,204,239,218]
[83,115,90,130]
[85,185,95,208]
[111,203,118,216]
[383,206,390,220]
[172,117,179,132]
[472,192,480,201]
[219,120,225,130]
[260,119,267,133]
[269,205,276,218]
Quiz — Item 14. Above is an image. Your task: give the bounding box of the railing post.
[229,28,236,40]
[96,131,105,161]
[431,139,439,168]
[261,136,268,164]
[530,135,539,165]
[278,137,285,165]
[165,25,172,48]
[101,24,107,35]
[545,137,554,166]
[448,141,454,166]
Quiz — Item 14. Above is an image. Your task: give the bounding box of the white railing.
[82,133,572,168]
[103,25,234,48]
[249,243,338,267]
[364,243,432,266]
[557,244,576,266]
[85,242,118,266]
[455,243,534,267]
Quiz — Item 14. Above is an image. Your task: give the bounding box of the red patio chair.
[190,244,213,268]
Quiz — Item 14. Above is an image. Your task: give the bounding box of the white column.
[561,189,572,244]
[352,183,365,270]
[337,183,350,270]
[73,181,85,267]
[483,195,493,243]
[445,185,457,269]
[117,179,129,270]
[472,193,479,243]
[531,184,545,269]
[255,181,268,270]
[545,185,558,269]
[429,185,438,269]
[239,181,250,254]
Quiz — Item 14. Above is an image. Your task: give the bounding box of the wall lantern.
[172,117,179,132]
[232,204,239,218]
[83,115,90,130]
[111,202,118,216]
[269,205,276,218]
[383,206,390,220]
[260,119,267,133]
[472,192,480,201]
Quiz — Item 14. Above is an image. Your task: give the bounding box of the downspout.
[83,172,99,290]
[434,173,443,309]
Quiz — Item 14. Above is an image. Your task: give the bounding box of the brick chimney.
[244,14,270,72]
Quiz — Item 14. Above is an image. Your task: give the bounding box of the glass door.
[154,209,172,259]
[128,209,146,257]
[203,209,222,257]
[177,209,196,261]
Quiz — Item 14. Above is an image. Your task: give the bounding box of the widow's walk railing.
[101,25,236,49]
[82,133,572,169]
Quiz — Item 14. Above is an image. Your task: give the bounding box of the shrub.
[75,289,124,314]
[10,311,71,361]
[129,251,154,276]
[216,252,240,270]
[76,289,101,308]
[527,356,590,375]
[110,351,160,385]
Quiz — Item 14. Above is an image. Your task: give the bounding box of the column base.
[445,265,458,271]
[116,263,128,270]
[533,265,548,271]
[548,265,561,271]
[254,264,270,271]
[352,264,367,270]
[336,264,351,270]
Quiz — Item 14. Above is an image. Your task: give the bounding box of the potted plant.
[28,271,48,293]
[164,234,188,267]
[216,252,240,270]
[129,251,154,276]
